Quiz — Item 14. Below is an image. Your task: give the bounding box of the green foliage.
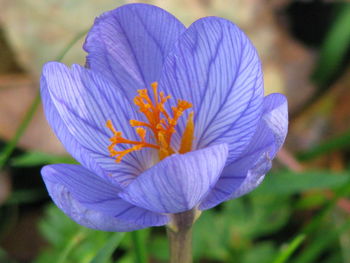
[144,168,350,263]
[89,232,125,263]
[272,234,306,263]
[13,167,346,263]
[0,248,17,263]
[130,230,148,263]
[256,170,350,195]
[11,151,76,167]
[297,130,350,161]
[35,205,124,263]
[312,4,350,86]
[35,205,155,263]
[191,190,291,262]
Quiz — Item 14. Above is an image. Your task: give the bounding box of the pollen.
[106,82,195,163]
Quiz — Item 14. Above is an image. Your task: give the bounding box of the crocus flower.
[40,3,288,232]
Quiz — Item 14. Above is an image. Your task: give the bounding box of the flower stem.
[167,210,195,263]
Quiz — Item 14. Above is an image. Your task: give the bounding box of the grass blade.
[272,234,306,263]
[312,4,350,86]
[131,230,148,263]
[89,232,125,263]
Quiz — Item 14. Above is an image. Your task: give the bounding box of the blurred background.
[0,0,350,262]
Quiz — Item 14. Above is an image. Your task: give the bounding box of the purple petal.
[41,83,112,185]
[199,93,288,209]
[42,164,169,229]
[41,62,155,186]
[159,17,263,163]
[84,3,186,98]
[46,183,142,232]
[261,94,289,157]
[119,144,228,213]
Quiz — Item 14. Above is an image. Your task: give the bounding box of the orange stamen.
[106,81,195,163]
[179,112,194,154]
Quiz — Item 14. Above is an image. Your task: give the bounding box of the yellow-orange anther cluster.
[106,82,194,163]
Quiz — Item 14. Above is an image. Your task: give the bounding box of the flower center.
[106,82,194,163]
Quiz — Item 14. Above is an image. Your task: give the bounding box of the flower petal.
[230,94,288,199]
[159,17,263,163]
[41,83,109,183]
[84,3,186,98]
[41,62,155,186]
[42,164,169,229]
[199,93,288,209]
[119,144,228,214]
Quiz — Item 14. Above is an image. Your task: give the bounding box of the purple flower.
[40,3,288,232]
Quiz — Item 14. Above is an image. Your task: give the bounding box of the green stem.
[0,29,88,169]
[167,210,195,263]
[131,230,147,263]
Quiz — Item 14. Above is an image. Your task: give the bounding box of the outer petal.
[200,93,288,210]
[41,62,154,186]
[84,3,186,98]
[42,164,169,229]
[159,17,264,163]
[47,183,142,232]
[119,144,228,214]
[41,84,109,184]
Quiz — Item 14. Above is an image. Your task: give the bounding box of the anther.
[106,82,194,163]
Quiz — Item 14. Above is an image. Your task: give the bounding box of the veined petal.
[159,17,263,163]
[262,94,289,157]
[200,93,288,209]
[47,184,143,232]
[84,3,186,98]
[41,62,155,186]
[42,164,169,228]
[119,144,228,214]
[41,84,111,185]
[229,93,288,199]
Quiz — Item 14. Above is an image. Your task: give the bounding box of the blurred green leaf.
[326,253,343,263]
[272,234,306,263]
[115,254,133,263]
[301,180,350,235]
[131,230,148,263]
[5,189,46,205]
[0,247,17,263]
[11,151,76,167]
[256,171,350,195]
[192,193,291,262]
[193,210,230,261]
[149,235,168,261]
[294,191,327,210]
[246,193,291,237]
[35,205,125,263]
[0,205,18,240]
[56,229,88,263]
[295,221,350,263]
[297,130,350,161]
[312,4,350,86]
[89,232,125,263]
[241,242,276,263]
